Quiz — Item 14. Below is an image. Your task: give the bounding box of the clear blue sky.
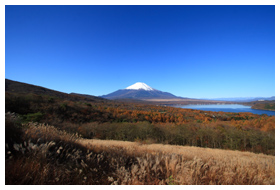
[5,5,275,99]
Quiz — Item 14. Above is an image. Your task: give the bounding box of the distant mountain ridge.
[204,96,275,102]
[101,82,182,100]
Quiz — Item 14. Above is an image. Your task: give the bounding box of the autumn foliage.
[5,92,275,155]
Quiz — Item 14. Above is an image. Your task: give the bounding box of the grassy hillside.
[5,118,275,185]
[5,79,106,103]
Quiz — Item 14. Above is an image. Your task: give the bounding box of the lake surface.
[174,104,275,116]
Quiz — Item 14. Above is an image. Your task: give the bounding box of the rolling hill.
[5,79,106,103]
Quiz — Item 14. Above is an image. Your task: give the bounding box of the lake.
[174,104,275,116]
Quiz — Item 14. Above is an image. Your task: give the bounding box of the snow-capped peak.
[125,82,154,91]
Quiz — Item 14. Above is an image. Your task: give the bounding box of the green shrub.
[23,112,44,122]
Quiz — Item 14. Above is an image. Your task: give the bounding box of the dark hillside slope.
[5,79,106,103]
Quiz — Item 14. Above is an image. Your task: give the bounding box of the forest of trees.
[5,91,275,155]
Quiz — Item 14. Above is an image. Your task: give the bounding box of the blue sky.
[5,5,275,99]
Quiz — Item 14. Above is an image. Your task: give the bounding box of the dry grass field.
[6,120,275,185]
[79,139,275,185]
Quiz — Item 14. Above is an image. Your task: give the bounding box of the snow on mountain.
[125,82,155,91]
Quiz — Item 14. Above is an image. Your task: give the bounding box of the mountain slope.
[101,89,178,100]
[101,82,181,100]
[5,79,106,103]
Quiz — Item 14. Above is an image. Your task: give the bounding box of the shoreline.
[251,107,275,112]
[169,103,275,116]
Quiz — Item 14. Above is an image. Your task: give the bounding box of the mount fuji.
[125,82,155,91]
[101,82,181,100]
